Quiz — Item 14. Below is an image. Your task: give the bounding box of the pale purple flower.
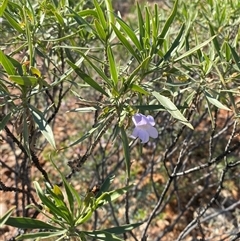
[131,113,158,143]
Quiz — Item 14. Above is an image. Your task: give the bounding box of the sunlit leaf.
[9,75,38,86]
[153,91,193,129]
[29,105,56,149]
[157,0,179,47]
[5,216,60,230]
[174,35,216,62]
[0,207,15,227]
[120,127,131,177]
[0,49,16,75]
[205,91,231,111]
[0,0,8,16]
[3,11,24,33]
[107,46,118,85]
[0,112,12,131]
[16,230,66,241]
[67,60,109,96]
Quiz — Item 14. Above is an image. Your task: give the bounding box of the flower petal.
[131,127,140,138]
[146,115,155,126]
[137,129,150,143]
[132,113,148,126]
[146,126,158,138]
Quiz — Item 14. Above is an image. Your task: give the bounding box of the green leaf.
[45,184,73,224]
[157,0,179,47]
[116,17,142,51]
[111,24,141,62]
[204,91,231,111]
[29,105,56,149]
[9,75,38,87]
[5,216,60,230]
[67,60,109,96]
[127,56,151,85]
[63,119,105,149]
[3,11,24,33]
[84,230,124,241]
[52,53,87,86]
[94,19,107,41]
[75,51,113,87]
[94,0,107,30]
[34,181,70,222]
[0,112,12,131]
[16,230,66,241]
[98,222,143,235]
[95,175,115,198]
[163,23,185,61]
[107,46,118,85]
[0,49,16,75]
[96,185,133,208]
[0,206,15,227]
[50,159,75,216]
[68,107,98,112]
[174,35,216,62]
[152,91,193,129]
[0,0,8,16]
[120,127,131,177]
[208,23,221,58]
[105,0,115,26]
[228,43,240,71]
[137,2,145,45]
[134,105,164,111]
[130,84,149,95]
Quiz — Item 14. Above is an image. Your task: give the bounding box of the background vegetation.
[0,0,240,240]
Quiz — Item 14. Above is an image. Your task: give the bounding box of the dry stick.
[59,114,116,185]
[4,126,51,185]
[154,184,206,241]
[176,166,228,241]
[140,98,197,240]
[172,140,240,177]
[178,199,240,240]
[141,176,173,241]
[0,180,39,207]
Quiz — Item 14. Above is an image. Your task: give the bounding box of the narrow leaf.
[205,91,231,111]
[0,0,8,16]
[116,17,142,51]
[0,49,16,75]
[5,217,60,230]
[94,0,107,30]
[67,61,109,96]
[9,75,38,86]
[158,0,179,47]
[75,51,113,87]
[3,11,24,33]
[34,182,69,222]
[99,222,143,235]
[52,53,87,86]
[84,230,124,241]
[130,84,149,95]
[107,46,118,85]
[0,206,15,227]
[137,2,145,43]
[111,24,141,62]
[153,91,193,129]
[0,112,12,131]
[228,43,240,71]
[95,175,115,198]
[29,105,56,149]
[174,36,216,62]
[120,127,131,177]
[94,19,107,41]
[16,230,66,241]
